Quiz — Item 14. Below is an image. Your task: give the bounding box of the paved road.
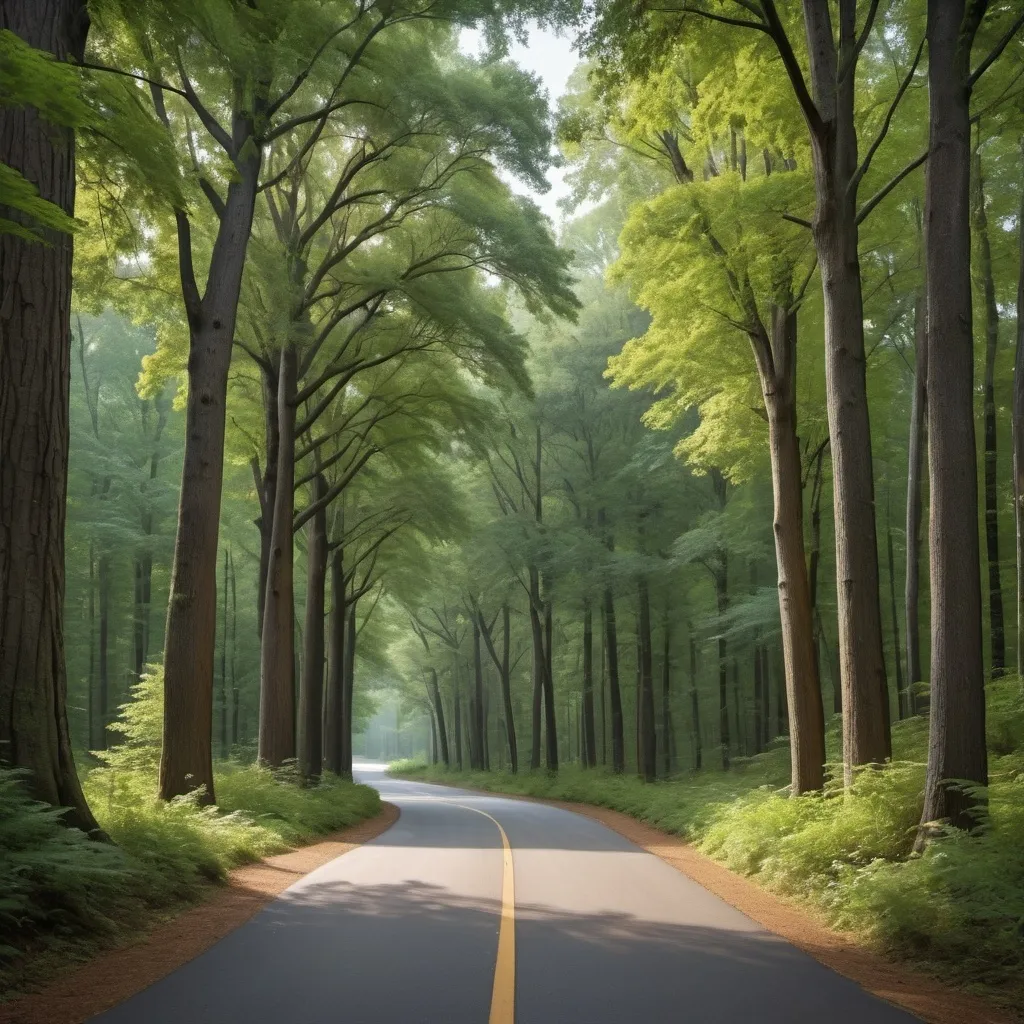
[93,763,920,1023]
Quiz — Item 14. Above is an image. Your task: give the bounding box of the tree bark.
[472,619,485,770]
[298,475,327,780]
[582,599,597,768]
[637,576,656,782]
[661,608,675,774]
[255,363,279,639]
[340,598,357,778]
[885,495,905,720]
[688,628,702,771]
[603,585,624,773]
[528,568,544,771]
[542,591,558,771]
[324,546,345,774]
[480,604,517,773]
[220,547,229,757]
[0,0,100,831]
[97,554,110,749]
[258,344,297,768]
[428,668,450,767]
[229,547,239,746]
[971,140,1006,678]
[802,0,892,780]
[160,149,262,802]
[920,0,988,834]
[906,273,928,714]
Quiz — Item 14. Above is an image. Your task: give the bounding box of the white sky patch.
[460,24,580,226]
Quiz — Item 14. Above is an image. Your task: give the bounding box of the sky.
[460,25,581,224]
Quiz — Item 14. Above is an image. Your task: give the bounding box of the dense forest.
[2,0,1024,1009]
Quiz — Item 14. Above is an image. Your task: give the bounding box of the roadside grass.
[0,671,380,995]
[392,678,1024,1004]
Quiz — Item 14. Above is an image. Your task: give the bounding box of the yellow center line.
[453,804,515,1024]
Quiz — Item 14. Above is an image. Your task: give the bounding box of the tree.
[0,0,100,833]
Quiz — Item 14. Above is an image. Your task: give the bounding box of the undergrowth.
[0,671,379,995]
[394,677,1024,1004]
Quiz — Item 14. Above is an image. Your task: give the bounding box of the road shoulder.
[0,803,400,1024]
[402,776,1016,1024]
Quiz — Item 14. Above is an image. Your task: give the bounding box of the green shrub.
[1,671,380,995]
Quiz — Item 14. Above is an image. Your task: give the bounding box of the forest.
[2,0,1024,1014]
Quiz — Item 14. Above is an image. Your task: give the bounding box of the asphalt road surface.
[93,763,921,1023]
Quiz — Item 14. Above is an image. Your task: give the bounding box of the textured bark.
[802,0,891,779]
[906,278,928,714]
[637,577,656,782]
[258,344,298,768]
[298,475,327,780]
[160,149,262,802]
[971,144,1006,678]
[324,547,345,774]
[920,0,988,834]
[0,0,99,831]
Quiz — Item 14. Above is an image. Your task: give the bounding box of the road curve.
[92,763,920,1023]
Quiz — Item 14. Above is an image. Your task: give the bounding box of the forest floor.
[393,693,1024,1020]
[0,802,398,1024]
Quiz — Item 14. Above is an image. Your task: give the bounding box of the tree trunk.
[0,0,99,831]
[886,496,904,721]
[255,364,279,639]
[1015,137,1024,677]
[229,547,239,747]
[906,274,928,714]
[603,586,624,772]
[97,554,110,750]
[920,0,987,834]
[324,547,345,774]
[582,599,597,768]
[88,545,97,750]
[258,344,297,768]
[661,607,673,775]
[472,619,485,770]
[716,570,730,771]
[160,151,261,802]
[298,475,327,780]
[453,669,463,771]
[340,598,357,778]
[542,593,558,771]
[753,308,827,791]
[803,0,891,781]
[220,547,229,757]
[428,668,450,767]
[528,568,544,771]
[637,576,656,782]
[688,628,702,771]
[971,140,1006,678]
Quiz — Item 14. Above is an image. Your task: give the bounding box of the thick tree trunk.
[324,547,345,774]
[803,1,891,781]
[971,144,1006,678]
[428,668,450,767]
[582,599,597,768]
[920,0,988,834]
[637,576,656,782]
[906,279,928,714]
[219,548,228,757]
[886,498,905,720]
[160,153,261,802]
[0,0,99,831]
[1015,138,1024,677]
[258,344,297,768]
[298,476,327,780]
[255,364,279,639]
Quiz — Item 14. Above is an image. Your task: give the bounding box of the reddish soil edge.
[0,802,400,1024]
[418,778,1017,1024]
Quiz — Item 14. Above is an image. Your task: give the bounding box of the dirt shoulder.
[409,775,1017,1024]
[0,802,399,1024]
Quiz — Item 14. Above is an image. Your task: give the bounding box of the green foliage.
[1,675,379,994]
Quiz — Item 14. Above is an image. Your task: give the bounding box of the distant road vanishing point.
[93,762,920,1023]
